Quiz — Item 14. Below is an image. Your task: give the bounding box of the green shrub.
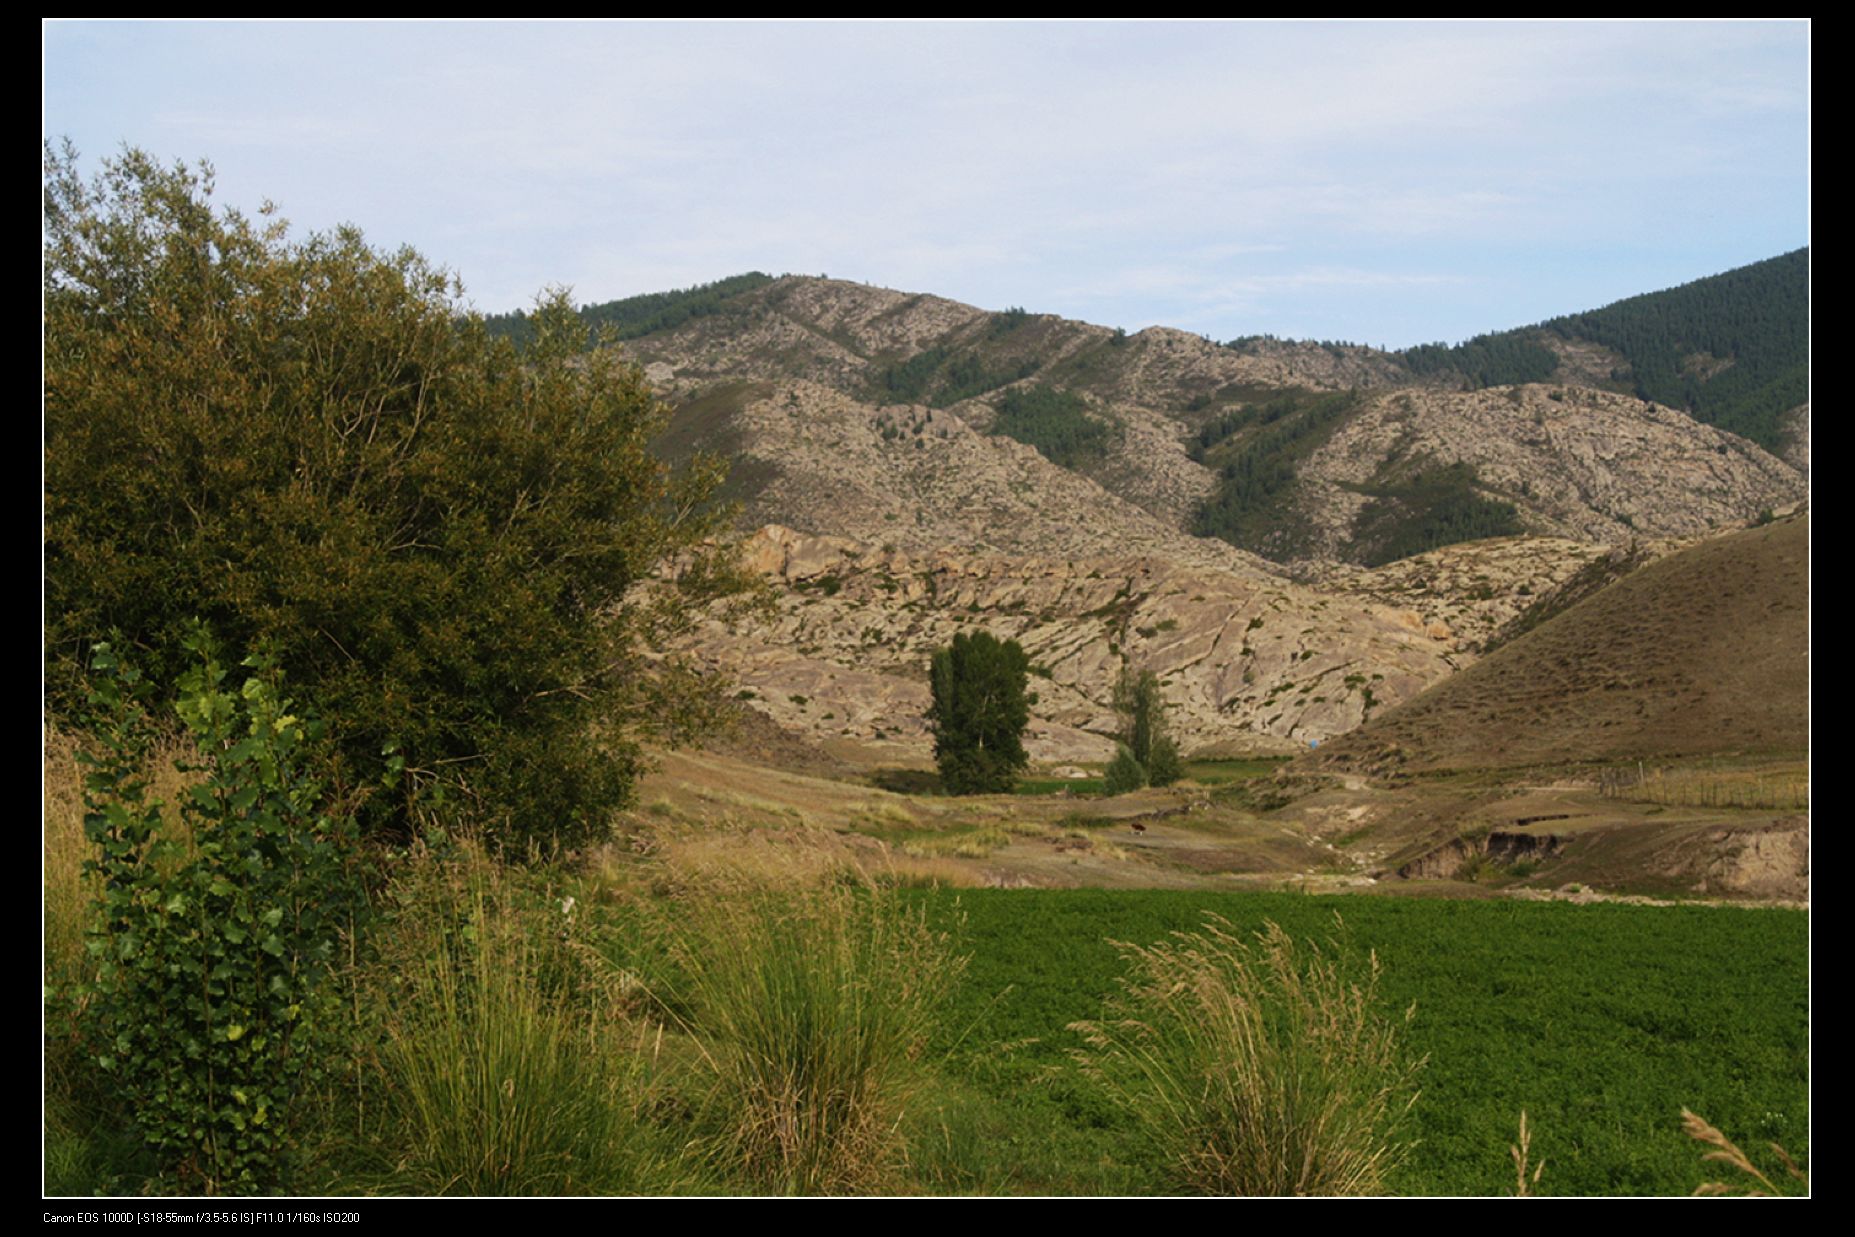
[1072,916,1422,1196]
[1104,744,1149,795]
[1147,735,1184,788]
[76,633,361,1193]
[44,144,744,849]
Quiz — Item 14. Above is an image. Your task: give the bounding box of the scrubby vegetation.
[651,872,964,1193]
[1398,248,1809,450]
[43,150,1807,1199]
[44,714,1811,1195]
[988,385,1117,468]
[483,272,776,350]
[1190,389,1360,559]
[877,346,1041,407]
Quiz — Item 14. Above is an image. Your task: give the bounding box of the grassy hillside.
[1319,513,1809,772]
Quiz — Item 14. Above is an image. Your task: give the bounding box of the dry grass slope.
[1318,514,1808,772]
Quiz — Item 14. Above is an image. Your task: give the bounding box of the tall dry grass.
[44,725,204,1043]
[1683,1109,1809,1197]
[44,723,209,1191]
[653,865,966,1194]
[1072,915,1422,1196]
[43,726,92,999]
[368,842,682,1195]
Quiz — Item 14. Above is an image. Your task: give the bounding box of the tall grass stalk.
[657,870,966,1194]
[1072,915,1422,1196]
[374,844,673,1195]
[1683,1108,1809,1197]
[43,726,91,1000]
[44,725,203,999]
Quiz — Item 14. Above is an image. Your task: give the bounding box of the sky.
[43,19,1809,349]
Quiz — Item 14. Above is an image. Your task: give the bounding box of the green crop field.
[903,889,1808,1196]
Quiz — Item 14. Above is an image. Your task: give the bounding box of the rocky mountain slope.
[674,522,1630,762]
[625,275,1804,569]
[1289,382,1805,556]
[600,264,1808,766]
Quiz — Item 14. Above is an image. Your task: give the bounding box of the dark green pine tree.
[928,631,1032,794]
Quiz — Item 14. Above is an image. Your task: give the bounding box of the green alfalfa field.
[884,888,1808,1196]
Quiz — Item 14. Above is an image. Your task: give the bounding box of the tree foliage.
[1349,462,1525,567]
[1113,667,1183,788]
[876,346,1040,408]
[927,631,1032,795]
[1103,744,1148,795]
[1190,390,1360,560]
[44,143,744,848]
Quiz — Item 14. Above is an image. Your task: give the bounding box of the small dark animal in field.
[1131,822,1147,834]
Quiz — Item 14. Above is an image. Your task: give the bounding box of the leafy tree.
[927,631,1032,794]
[1148,733,1184,788]
[1103,743,1148,795]
[44,143,746,848]
[1114,667,1183,787]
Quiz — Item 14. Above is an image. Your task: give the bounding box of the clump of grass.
[1071,915,1422,1196]
[1682,1108,1808,1196]
[901,825,1011,859]
[370,843,679,1195]
[655,870,966,1193]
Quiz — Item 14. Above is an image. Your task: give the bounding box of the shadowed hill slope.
[1316,513,1809,772]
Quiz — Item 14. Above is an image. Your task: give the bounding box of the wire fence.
[1597,760,1809,811]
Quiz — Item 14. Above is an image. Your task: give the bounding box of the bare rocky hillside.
[672,523,1625,763]
[608,272,1807,767]
[1292,383,1807,555]
[629,276,1804,564]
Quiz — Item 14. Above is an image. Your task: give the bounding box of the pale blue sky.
[44,20,1809,348]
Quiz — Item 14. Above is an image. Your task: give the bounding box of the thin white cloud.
[45,19,1807,344]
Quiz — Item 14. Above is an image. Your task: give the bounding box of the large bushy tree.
[44,143,744,847]
[927,631,1031,794]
